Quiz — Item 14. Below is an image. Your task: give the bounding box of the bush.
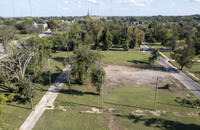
[175,97,200,108]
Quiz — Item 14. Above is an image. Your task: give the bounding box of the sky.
[0,0,200,17]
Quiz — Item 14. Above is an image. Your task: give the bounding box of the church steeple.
[87,9,90,16]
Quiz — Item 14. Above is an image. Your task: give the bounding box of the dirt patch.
[104,64,172,87]
[107,116,121,130]
[188,112,200,117]
[105,108,122,114]
[80,107,103,114]
[173,112,184,117]
[132,109,146,116]
[149,110,167,116]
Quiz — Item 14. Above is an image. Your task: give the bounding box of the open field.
[1,50,200,129]
[100,51,150,66]
[34,51,199,129]
[1,52,66,129]
[34,80,200,130]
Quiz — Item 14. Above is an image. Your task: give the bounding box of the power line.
[110,0,112,17]
[29,0,32,17]
[11,0,15,17]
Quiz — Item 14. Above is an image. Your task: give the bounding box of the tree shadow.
[59,89,99,96]
[115,114,200,130]
[56,100,101,108]
[7,103,31,110]
[52,57,66,62]
[104,101,152,111]
[127,60,149,65]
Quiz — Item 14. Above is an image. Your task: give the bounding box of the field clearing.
[100,51,150,66]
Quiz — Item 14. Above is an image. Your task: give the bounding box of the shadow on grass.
[7,103,31,110]
[57,100,101,108]
[59,89,99,96]
[104,101,152,111]
[52,57,66,63]
[128,63,179,74]
[127,60,149,65]
[115,114,200,130]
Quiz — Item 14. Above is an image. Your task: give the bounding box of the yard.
[33,83,200,130]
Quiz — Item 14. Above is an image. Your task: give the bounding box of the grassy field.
[100,51,150,66]
[1,52,67,129]
[145,42,167,49]
[33,84,200,130]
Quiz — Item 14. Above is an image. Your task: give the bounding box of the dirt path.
[107,116,121,130]
[20,66,70,130]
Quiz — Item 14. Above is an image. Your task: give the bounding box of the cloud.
[118,0,154,6]
[59,6,69,11]
[87,0,104,5]
[169,2,175,8]
[63,0,69,4]
[191,0,200,2]
[77,0,81,8]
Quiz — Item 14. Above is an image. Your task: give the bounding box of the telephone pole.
[29,0,32,17]
[154,77,159,111]
[11,0,15,17]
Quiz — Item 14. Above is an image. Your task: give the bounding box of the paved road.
[141,43,200,98]
[20,66,70,130]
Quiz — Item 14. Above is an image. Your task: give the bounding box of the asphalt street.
[141,43,200,98]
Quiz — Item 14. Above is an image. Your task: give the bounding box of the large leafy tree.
[90,19,104,49]
[149,48,160,64]
[0,25,16,52]
[102,29,113,50]
[121,24,131,51]
[71,45,102,85]
[171,37,196,70]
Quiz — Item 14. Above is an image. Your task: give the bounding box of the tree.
[0,25,16,52]
[121,24,131,51]
[171,38,195,70]
[47,19,58,32]
[90,67,106,95]
[102,29,113,50]
[149,48,160,64]
[90,19,104,49]
[26,36,52,82]
[0,44,35,108]
[71,45,102,85]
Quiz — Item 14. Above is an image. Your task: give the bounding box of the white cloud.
[169,2,175,8]
[118,0,154,6]
[63,0,69,4]
[87,0,104,5]
[77,0,81,8]
[59,6,69,11]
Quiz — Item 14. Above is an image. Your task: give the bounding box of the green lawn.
[33,85,200,130]
[1,52,67,129]
[145,42,167,49]
[100,51,150,66]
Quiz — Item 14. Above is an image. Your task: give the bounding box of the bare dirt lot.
[103,64,185,91]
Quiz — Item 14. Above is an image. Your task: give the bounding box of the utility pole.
[28,75,33,110]
[101,76,103,109]
[26,74,34,110]
[48,57,51,85]
[66,43,72,91]
[11,0,15,17]
[29,0,32,17]
[154,77,159,111]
